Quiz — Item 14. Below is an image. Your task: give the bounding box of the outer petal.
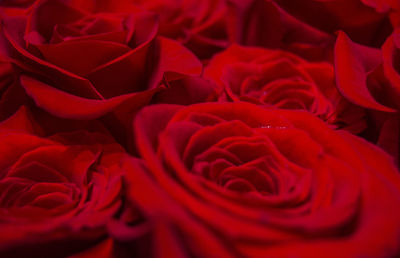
[334,31,395,112]
[20,75,160,119]
[149,37,203,88]
[0,106,40,134]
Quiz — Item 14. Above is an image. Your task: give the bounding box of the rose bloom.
[124,102,400,257]
[0,0,201,120]
[205,44,366,133]
[0,107,125,257]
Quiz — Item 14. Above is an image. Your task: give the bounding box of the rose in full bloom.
[205,44,366,133]
[0,0,202,120]
[124,102,400,257]
[131,0,229,59]
[0,107,125,257]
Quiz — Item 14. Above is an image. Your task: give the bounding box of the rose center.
[190,136,284,196]
[0,163,80,212]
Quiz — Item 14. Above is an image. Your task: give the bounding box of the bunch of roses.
[0,0,400,257]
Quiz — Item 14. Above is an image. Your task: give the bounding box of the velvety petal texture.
[0,0,202,119]
[0,107,125,257]
[126,102,400,258]
[334,31,395,112]
[205,44,366,133]
[1,0,400,257]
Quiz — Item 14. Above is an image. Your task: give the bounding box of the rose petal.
[2,16,102,99]
[0,133,55,174]
[26,0,85,42]
[35,40,131,76]
[150,37,203,87]
[0,106,39,134]
[20,75,159,119]
[334,31,395,112]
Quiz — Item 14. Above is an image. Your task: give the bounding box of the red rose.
[205,44,366,133]
[274,0,394,47]
[124,102,400,257]
[132,0,229,59]
[0,107,125,257]
[0,0,202,120]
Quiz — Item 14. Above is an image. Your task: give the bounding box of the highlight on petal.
[334,31,395,112]
[20,75,159,120]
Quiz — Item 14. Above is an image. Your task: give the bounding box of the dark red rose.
[226,0,334,61]
[131,0,229,59]
[273,0,395,47]
[334,31,399,163]
[0,106,125,257]
[124,102,400,257]
[0,0,202,120]
[205,44,366,133]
